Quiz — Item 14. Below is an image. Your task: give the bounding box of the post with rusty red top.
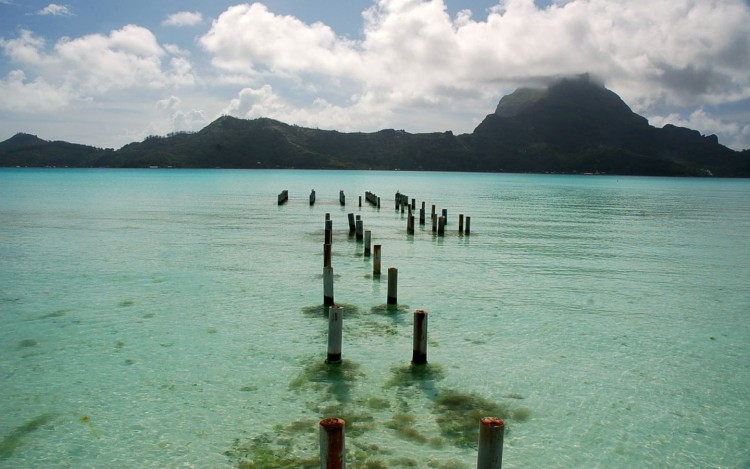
[412,310,428,365]
[364,230,371,257]
[324,243,332,268]
[477,417,504,469]
[324,266,334,306]
[373,244,381,276]
[387,267,398,306]
[320,417,345,469]
[326,305,343,364]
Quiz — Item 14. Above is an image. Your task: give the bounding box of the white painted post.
[326,305,343,364]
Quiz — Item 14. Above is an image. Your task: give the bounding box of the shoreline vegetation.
[2,76,748,177]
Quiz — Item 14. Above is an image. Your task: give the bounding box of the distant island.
[2,75,748,177]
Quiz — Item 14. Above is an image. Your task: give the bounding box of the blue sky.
[1,0,749,150]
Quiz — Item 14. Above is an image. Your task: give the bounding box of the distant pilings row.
[396,191,471,236]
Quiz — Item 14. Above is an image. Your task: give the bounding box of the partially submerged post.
[278,190,289,205]
[324,266,334,306]
[477,417,504,469]
[407,211,415,234]
[339,190,345,206]
[320,418,346,469]
[459,214,464,233]
[347,213,355,234]
[310,190,316,206]
[387,267,398,306]
[442,208,448,224]
[438,216,445,236]
[325,219,333,245]
[356,219,364,241]
[432,213,437,233]
[364,230,371,257]
[412,310,428,365]
[324,243,332,268]
[465,216,471,235]
[419,207,426,225]
[326,305,343,364]
[359,195,362,208]
[373,245,381,276]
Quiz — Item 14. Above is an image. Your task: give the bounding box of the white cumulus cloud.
[162,11,203,27]
[37,3,73,16]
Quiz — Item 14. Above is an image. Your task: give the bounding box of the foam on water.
[1,168,749,468]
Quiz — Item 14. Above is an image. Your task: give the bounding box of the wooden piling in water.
[432,213,437,233]
[387,267,398,305]
[347,213,355,233]
[459,214,464,233]
[442,208,448,224]
[407,211,415,234]
[356,219,364,241]
[438,216,445,236]
[373,245,381,276]
[364,230,371,257]
[419,207,425,225]
[326,305,343,364]
[477,417,504,469]
[325,219,333,245]
[319,418,345,469]
[412,310,428,365]
[465,216,471,235]
[359,196,362,207]
[324,243,332,268]
[324,266,334,306]
[278,190,288,205]
[310,190,316,206]
[339,190,345,206]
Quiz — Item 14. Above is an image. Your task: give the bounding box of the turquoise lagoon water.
[0,168,748,468]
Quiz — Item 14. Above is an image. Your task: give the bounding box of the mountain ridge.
[1,76,748,176]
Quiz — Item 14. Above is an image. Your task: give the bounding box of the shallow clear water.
[1,168,749,468]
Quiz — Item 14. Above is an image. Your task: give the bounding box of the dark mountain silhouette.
[1,75,747,176]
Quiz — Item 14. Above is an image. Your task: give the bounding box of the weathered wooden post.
[364,230,371,257]
[325,219,333,245]
[356,219,364,241]
[411,198,416,211]
[324,266,334,306]
[387,267,398,306]
[438,216,445,236]
[278,190,289,205]
[325,213,330,221]
[347,213,355,234]
[373,245,381,276]
[326,305,343,364]
[442,208,448,224]
[359,195,362,208]
[412,310,428,365]
[477,417,504,469]
[377,197,380,209]
[432,213,437,233]
[431,204,436,218]
[324,243,332,268]
[459,214,464,233]
[465,216,471,235]
[419,207,425,225]
[320,418,345,469]
[407,211,415,234]
[339,190,345,206]
[395,192,400,210]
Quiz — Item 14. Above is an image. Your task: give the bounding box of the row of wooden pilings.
[321,207,501,468]
[397,191,471,236]
[278,189,369,208]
